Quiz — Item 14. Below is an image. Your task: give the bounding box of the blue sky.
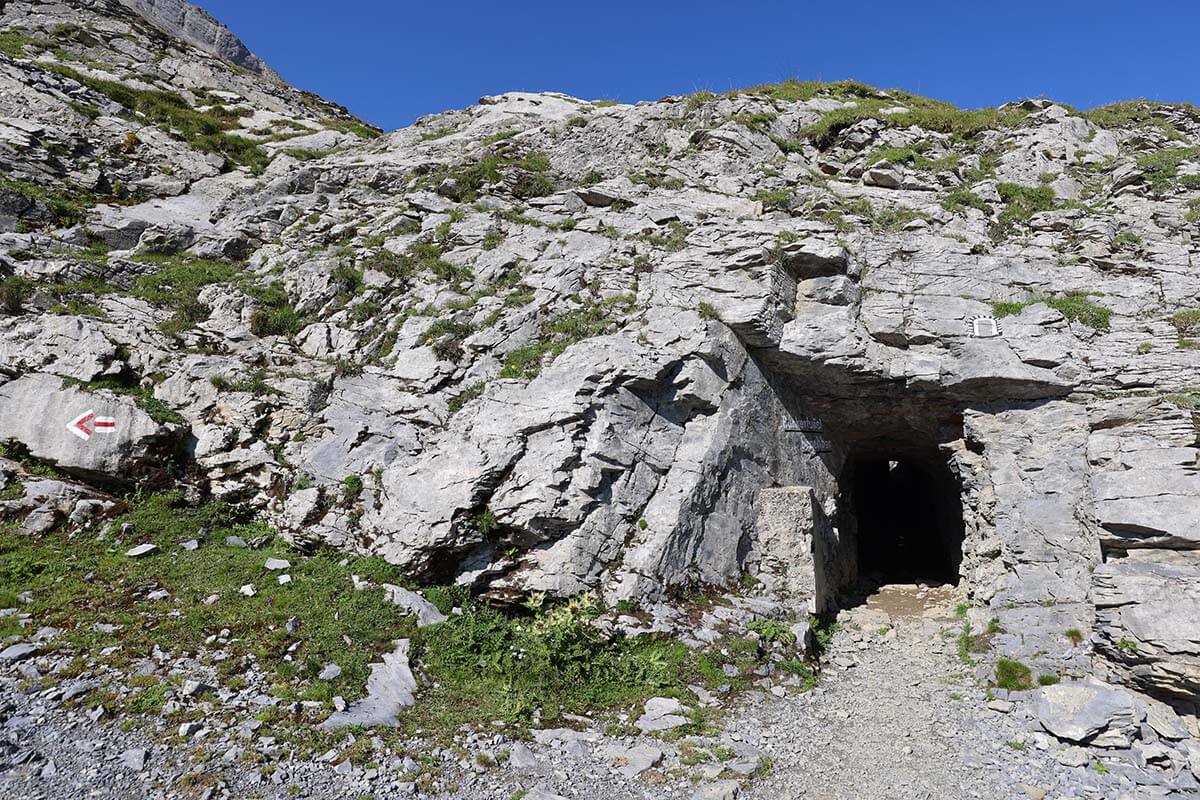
[198,0,1200,132]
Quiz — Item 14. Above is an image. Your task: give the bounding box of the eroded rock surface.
[0,1,1198,788]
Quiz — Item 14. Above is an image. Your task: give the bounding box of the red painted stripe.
[95,421,116,428]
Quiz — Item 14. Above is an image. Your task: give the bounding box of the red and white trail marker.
[67,409,117,441]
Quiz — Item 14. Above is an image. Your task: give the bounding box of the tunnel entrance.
[842,449,965,587]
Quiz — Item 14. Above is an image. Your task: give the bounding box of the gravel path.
[1,585,1188,800]
[747,586,1004,799]
[745,585,1161,800]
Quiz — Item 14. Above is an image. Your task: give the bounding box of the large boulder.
[0,373,181,485]
[1035,678,1141,747]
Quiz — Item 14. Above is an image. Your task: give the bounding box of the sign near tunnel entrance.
[967,315,1002,338]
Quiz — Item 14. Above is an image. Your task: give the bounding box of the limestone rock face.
[0,373,179,484]
[119,0,280,80]
[1,0,1199,717]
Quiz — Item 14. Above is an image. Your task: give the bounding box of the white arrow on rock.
[66,409,118,441]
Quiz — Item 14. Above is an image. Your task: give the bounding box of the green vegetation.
[1165,387,1200,412]
[45,64,269,172]
[803,98,1028,151]
[1037,674,1060,686]
[341,474,363,504]
[129,253,242,337]
[1043,292,1112,331]
[747,619,797,646]
[246,281,307,339]
[631,172,685,190]
[281,148,323,161]
[941,187,990,214]
[955,604,975,665]
[0,30,43,57]
[1081,101,1194,137]
[0,442,68,480]
[697,301,721,322]
[1111,231,1143,252]
[753,189,792,212]
[434,150,557,203]
[1065,627,1084,645]
[1135,146,1200,194]
[0,177,95,229]
[993,182,1057,237]
[0,274,33,314]
[410,592,686,732]
[209,370,280,396]
[1169,308,1200,348]
[870,206,930,232]
[0,492,413,705]
[320,116,383,141]
[993,658,1033,691]
[865,143,960,172]
[422,319,475,361]
[727,111,776,133]
[991,291,1112,331]
[447,381,486,414]
[62,376,184,426]
[1188,199,1200,225]
[499,295,635,381]
[636,220,691,251]
[419,125,457,141]
[367,241,471,287]
[405,588,815,738]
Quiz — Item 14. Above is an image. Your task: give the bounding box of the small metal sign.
[967,315,1002,338]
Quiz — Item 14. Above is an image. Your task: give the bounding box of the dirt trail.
[744,584,1014,800]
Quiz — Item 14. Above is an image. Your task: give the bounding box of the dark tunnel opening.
[842,450,965,586]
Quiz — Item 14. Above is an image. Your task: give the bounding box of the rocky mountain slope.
[1,1,1199,798]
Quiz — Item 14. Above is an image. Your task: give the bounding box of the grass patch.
[753,189,792,212]
[0,177,95,229]
[1111,231,1142,252]
[409,593,689,734]
[942,187,990,214]
[422,319,475,362]
[747,619,796,645]
[993,182,1057,237]
[246,281,307,339]
[498,295,634,381]
[636,221,691,252]
[209,370,280,396]
[447,381,486,415]
[802,95,1028,151]
[993,658,1033,691]
[44,64,269,172]
[1081,101,1190,137]
[62,376,184,426]
[129,253,242,336]
[0,274,33,314]
[0,492,416,703]
[1169,308,1200,348]
[1135,146,1200,195]
[368,242,471,287]
[991,291,1111,330]
[434,150,557,202]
